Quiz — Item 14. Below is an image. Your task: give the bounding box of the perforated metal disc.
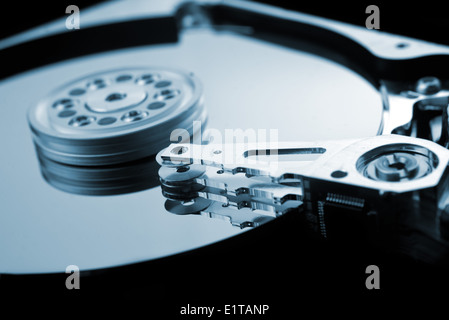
[28,68,206,166]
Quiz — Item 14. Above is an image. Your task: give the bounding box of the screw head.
[373,152,419,182]
[415,76,442,95]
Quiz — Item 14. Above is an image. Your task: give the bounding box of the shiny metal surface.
[158,135,449,263]
[28,68,205,166]
[160,136,449,194]
[0,9,383,274]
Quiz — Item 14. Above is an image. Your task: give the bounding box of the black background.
[255,1,449,46]
[2,1,449,45]
[0,1,102,40]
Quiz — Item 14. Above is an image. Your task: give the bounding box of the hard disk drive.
[2,0,449,307]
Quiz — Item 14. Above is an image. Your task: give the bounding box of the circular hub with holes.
[28,68,206,166]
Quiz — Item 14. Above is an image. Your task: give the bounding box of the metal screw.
[415,76,442,95]
[373,152,419,182]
